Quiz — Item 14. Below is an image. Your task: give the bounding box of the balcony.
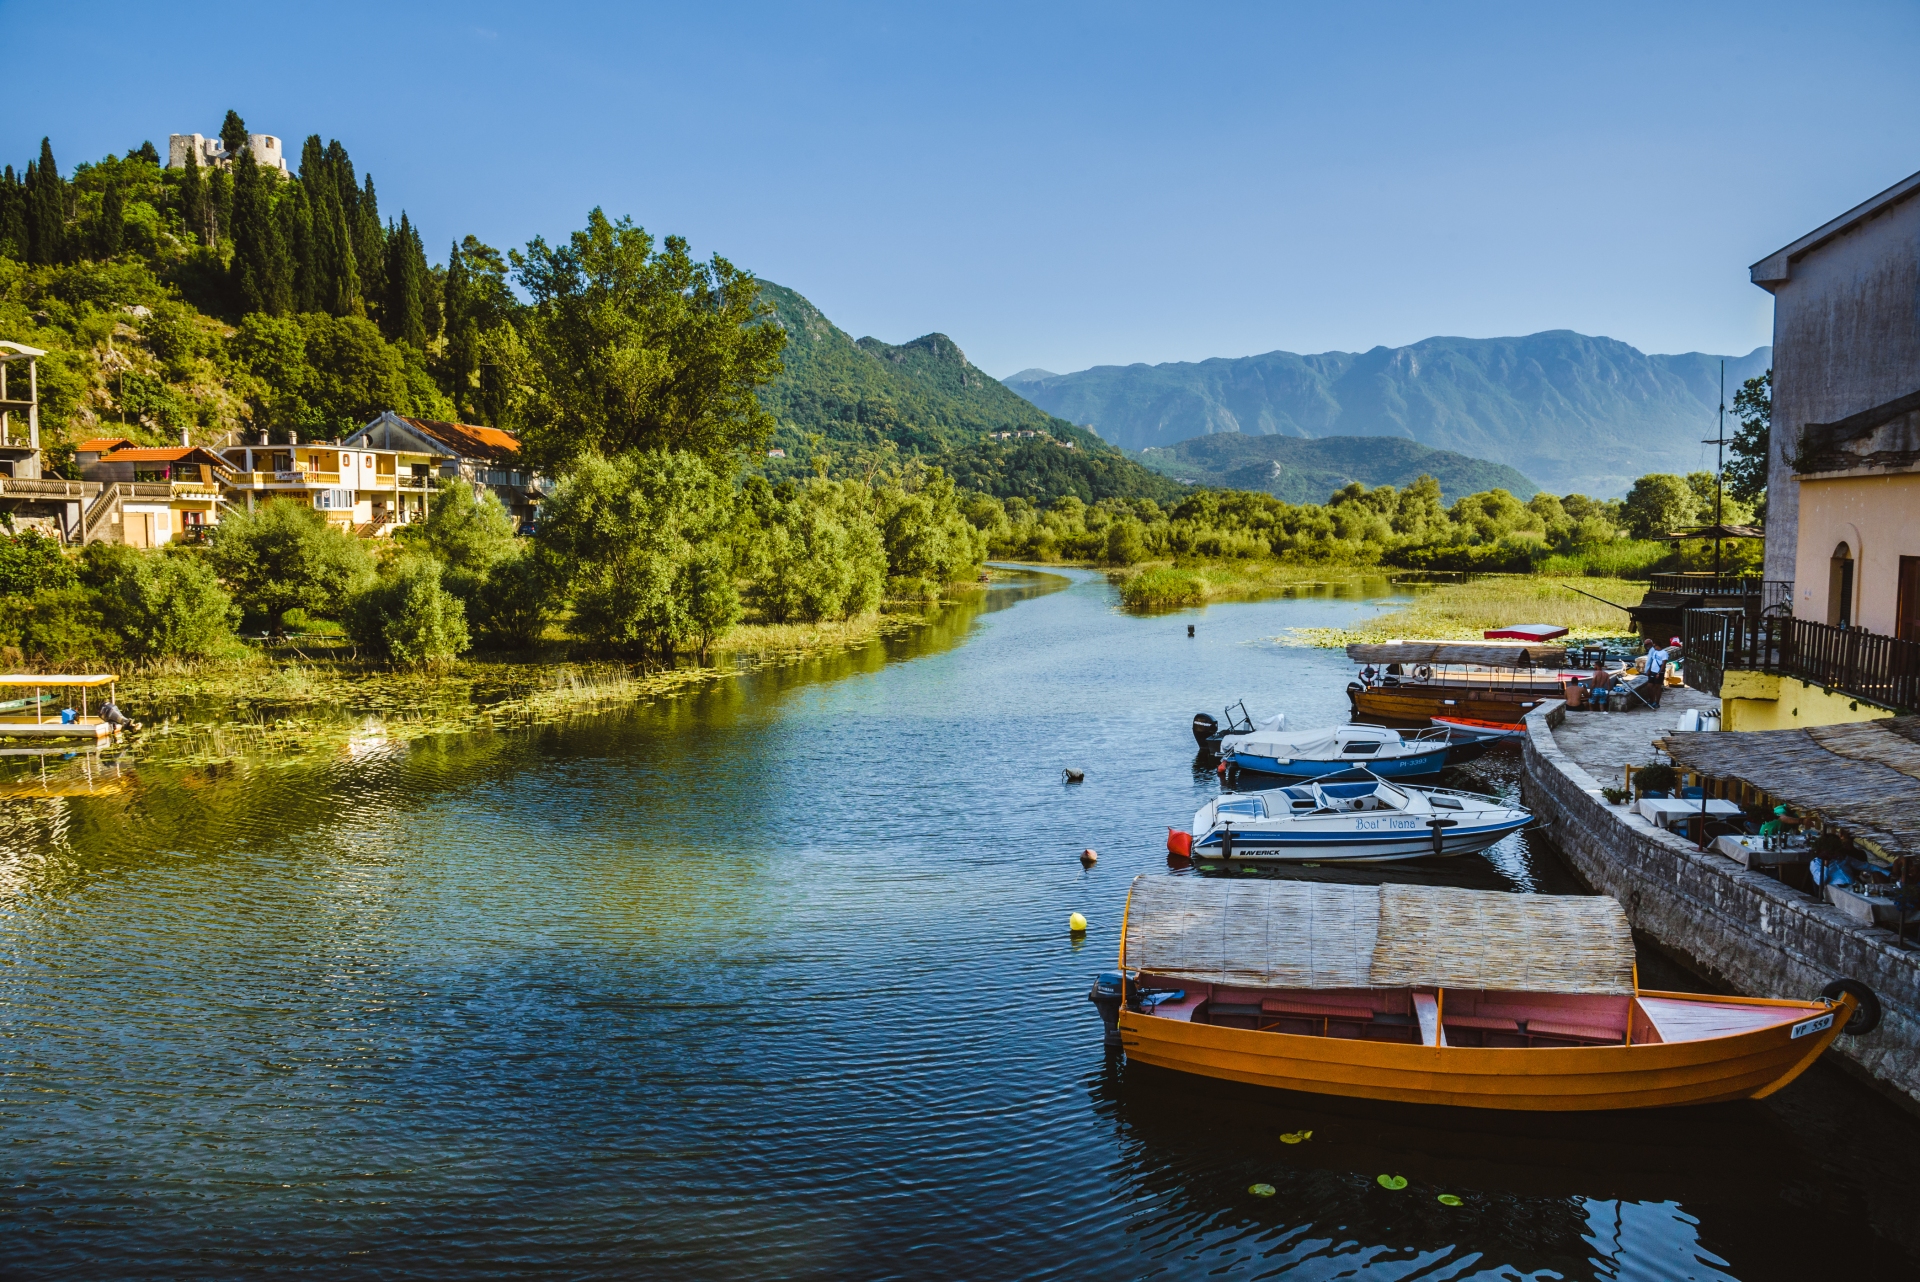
[1682,610,1920,713]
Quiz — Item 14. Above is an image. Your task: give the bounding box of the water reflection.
[1,568,1915,1279]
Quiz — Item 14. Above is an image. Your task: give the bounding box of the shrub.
[755,479,886,622]
[81,545,240,660]
[206,499,373,630]
[1119,566,1206,610]
[346,555,471,670]
[0,530,75,598]
[467,544,560,651]
[6,587,119,667]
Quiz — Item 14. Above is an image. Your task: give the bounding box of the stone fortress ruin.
[166,130,289,175]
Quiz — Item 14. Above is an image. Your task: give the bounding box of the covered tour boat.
[1091,877,1863,1111]
[1176,769,1530,864]
[1346,640,1571,726]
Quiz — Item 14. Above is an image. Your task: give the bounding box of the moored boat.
[1430,715,1530,739]
[1221,723,1450,781]
[1090,877,1865,1111]
[1345,639,1572,727]
[1175,769,1530,864]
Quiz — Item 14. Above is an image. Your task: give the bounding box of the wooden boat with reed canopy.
[1088,877,1865,1111]
[1346,640,1574,726]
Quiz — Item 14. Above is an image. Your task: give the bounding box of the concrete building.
[218,438,448,536]
[343,412,545,530]
[167,131,290,175]
[1751,166,1920,596]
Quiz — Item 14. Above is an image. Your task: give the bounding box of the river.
[3,568,1917,1279]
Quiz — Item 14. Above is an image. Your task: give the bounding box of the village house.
[343,412,545,530]
[0,341,98,543]
[216,435,448,536]
[76,438,232,547]
[1683,166,1920,728]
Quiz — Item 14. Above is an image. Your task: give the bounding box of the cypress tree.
[354,174,386,315]
[284,180,317,311]
[132,140,160,166]
[229,150,292,315]
[209,167,233,243]
[99,180,125,257]
[24,139,64,265]
[383,213,427,346]
[179,148,208,247]
[297,135,362,316]
[0,167,24,260]
[220,109,249,160]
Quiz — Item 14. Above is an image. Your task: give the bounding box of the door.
[1828,543,1854,628]
[1899,556,1920,642]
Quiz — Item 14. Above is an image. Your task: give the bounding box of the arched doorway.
[1828,542,1854,628]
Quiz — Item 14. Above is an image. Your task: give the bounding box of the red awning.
[1484,623,1569,641]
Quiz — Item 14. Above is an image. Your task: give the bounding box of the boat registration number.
[1791,1013,1835,1039]
[1354,818,1421,831]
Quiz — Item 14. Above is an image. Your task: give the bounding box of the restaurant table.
[1637,798,1743,830]
[1826,884,1915,933]
[1711,834,1810,869]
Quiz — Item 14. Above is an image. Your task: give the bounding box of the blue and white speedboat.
[1220,722,1451,781]
[1178,770,1532,864]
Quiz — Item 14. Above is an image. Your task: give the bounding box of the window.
[133,467,165,482]
[1342,741,1381,755]
[314,488,356,511]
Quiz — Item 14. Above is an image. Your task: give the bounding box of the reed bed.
[1285,576,1642,648]
[1109,560,1385,612]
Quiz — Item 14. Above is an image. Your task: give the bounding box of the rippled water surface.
[4,569,1918,1279]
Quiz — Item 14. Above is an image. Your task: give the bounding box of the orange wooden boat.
[1092,876,1862,1111]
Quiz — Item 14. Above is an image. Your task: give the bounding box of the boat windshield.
[1215,795,1267,820]
[1308,780,1407,812]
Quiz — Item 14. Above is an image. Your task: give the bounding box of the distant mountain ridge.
[1139,434,1539,504]
[1002,332,1772,497]
[754,283,1186,503]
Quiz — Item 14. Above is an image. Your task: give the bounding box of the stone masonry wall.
[1522,701,1920,1110]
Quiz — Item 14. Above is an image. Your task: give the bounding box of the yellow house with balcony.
[218,439,449,535]
[75,439,231,546]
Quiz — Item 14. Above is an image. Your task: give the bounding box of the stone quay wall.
[1521,700,1920,1110]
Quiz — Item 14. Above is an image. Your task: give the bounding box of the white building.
[167,132,290,175]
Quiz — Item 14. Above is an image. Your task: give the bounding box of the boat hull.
[1193,816,1528,863]
[1118,991,1854,1111]
[1225,746,1452,781]
[1349,685,1550,726]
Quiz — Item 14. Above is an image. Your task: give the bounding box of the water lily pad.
[1376,1174,1408,1190]
[1248,1183,1276,1197]
[1437,1194,1463,1206]
[1279,1130,1312,1144]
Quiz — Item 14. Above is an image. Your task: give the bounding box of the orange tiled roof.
[397,416,521,463]
[76,437,131,454]
[99,446,234,468]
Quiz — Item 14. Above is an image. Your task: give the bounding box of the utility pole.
[1701,359,1730,583]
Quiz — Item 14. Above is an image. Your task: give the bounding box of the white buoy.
[1081,848,1098,866]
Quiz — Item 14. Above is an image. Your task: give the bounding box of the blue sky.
[4,1,1917,376]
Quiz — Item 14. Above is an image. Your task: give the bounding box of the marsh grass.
[1285,575,1643,648]
[1109,559,1384,611]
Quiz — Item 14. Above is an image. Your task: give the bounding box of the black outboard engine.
[1088,971,1124,1049]
[1191,712,1219,751]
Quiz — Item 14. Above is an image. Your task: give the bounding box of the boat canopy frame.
[1120,875,1636,995]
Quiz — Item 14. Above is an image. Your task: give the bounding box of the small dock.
[0,674,123,741]
[1552,685,1719,787]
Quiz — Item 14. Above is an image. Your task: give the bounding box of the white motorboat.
[1169,768,1532,864]
[1219,722,1454,781]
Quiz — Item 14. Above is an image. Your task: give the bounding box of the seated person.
[1757,806,1801,839]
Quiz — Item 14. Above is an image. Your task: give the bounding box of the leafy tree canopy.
[514,210,788,474]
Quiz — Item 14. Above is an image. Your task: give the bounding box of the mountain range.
[1137,434,1538,504]
[754,282,1185,504]
[1003,333,1772,498]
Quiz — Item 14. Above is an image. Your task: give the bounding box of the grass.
[1108,559,1384,612]
[1285,575,1644,648]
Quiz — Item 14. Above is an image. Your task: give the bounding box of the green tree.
[0,530,76,598]
[1728,369,1771,505]
[205,499,373,630]
[178,148,211,247]
[467,542,560,650]
[24,139,64,265]
[754,479,886,622]
[1620,473,1698,540]
[79,544,239,660]
[678,545,741,662]
[402,477,517,583]
[219,110,249,159]
[97,180,125,257]
[440,235,521,422]
[536,449,736,653]
[381,211,433,347]
[513,209,788,473]
[346,553,470,670]
[1105,517,1146,565]
[232,311,453,438]
[228,149,293,315]
[875,465,987,585]
[3,587,118,667]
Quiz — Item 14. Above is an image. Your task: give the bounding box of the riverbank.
[1285,575,1643,647]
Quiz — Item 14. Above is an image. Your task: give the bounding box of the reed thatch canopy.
[1345,640,1570,669]
[1121,876,1635,994]
[1661,717,1920,861]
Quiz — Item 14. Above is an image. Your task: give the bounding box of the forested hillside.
[1004,333,1772,497]
[754,282,1183,503]
[1138,433,1538,503]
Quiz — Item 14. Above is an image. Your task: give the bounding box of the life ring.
[1821,978,1882,1035]
[1414,665,1433,681]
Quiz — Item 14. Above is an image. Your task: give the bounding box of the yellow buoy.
[1068,912,1088,934]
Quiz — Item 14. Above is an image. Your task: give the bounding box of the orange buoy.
[1166,828,1193,859]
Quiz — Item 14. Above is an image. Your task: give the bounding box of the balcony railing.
[1648,573,1792,598]
[1682,609,1920,712]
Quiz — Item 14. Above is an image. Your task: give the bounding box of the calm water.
[3,569,1917,1279]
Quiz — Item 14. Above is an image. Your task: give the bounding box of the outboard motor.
[1088,971,1125,1049]
[1191,711,1219,751]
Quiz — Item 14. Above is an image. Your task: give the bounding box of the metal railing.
[1682,609,1920,712]
[1649,573,1791,598]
